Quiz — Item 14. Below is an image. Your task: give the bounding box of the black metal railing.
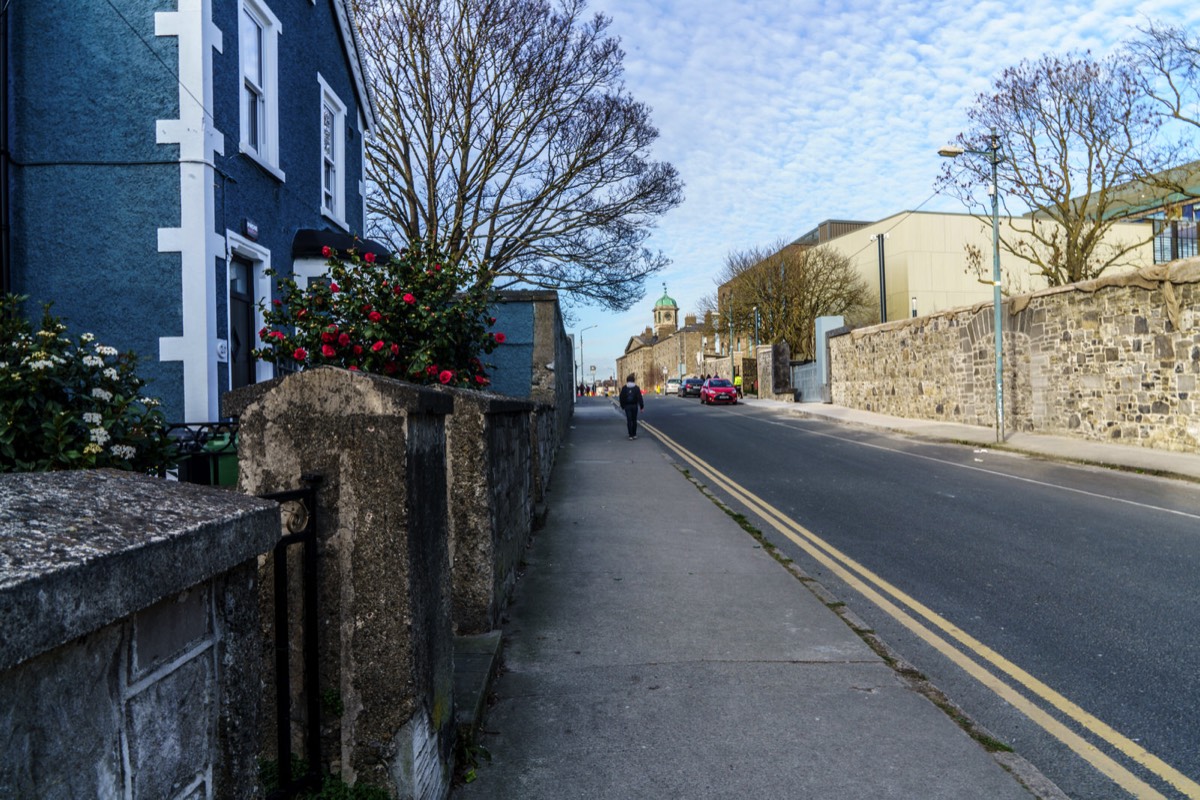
[163,420,239,486]
[264,475,323,800]
[1153,219,1199,264]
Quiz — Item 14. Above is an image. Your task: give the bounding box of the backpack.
[619,385,636,407]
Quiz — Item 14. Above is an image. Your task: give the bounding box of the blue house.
[2,0,376,421]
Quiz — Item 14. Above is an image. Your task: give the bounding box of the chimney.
[684,314,697,327]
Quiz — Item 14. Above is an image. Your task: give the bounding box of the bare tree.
[353,0,683,310]
[1128,22,1200,137]
[937,52,1166,287]
[718,240,871,361]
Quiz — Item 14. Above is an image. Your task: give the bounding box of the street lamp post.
[940,129,1003,442]
[579,324,597,391]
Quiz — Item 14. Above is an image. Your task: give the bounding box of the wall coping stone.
[227,366,456,421]
[0,469,279,672]
[434,385,535,416]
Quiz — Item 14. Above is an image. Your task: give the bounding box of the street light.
[579,324,597,390]
[940,128,1003,442]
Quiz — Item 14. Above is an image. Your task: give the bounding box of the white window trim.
[318,73,348,231]
[293,257,331,292]
[226,232,275,386]
[359,109,368,228]
[239,0,285,181]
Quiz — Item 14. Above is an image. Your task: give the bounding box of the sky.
[566,0,1200,381]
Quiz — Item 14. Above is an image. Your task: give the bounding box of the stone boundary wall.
[0,470,278,799]
[443,390,534,635]
[530,402,557,513]
[829,259,1200,451]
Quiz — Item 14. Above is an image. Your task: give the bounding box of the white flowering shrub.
[1,296,175,473]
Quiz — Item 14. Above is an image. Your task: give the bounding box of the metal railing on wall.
[263,475,323,799]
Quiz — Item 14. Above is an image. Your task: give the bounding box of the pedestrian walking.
[618,373,644,439]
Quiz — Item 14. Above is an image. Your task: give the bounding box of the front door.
[230,256,255,390]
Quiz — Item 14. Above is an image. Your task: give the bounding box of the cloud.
[573,0,1200,372]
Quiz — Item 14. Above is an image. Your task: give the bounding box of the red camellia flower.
[322,344,336,357]
[321,331,336,343]
[364,252,376,264]
[474,374,489,385]
[330,282,340,293]
[273,299,282,306]
[403,293,416,304]
[349,365,360,371]
[439,370,453,384]
[258,327,268,340]
[338,332,351,346]
[371,340,385,352]
[488,317,496,325]
[390,343,400,355]
[294,347,308,360]
[426,365,438,375]
[493,332,507,344]
[384,362,397,374]
[269,330,286,341]
[322,245,332,257]
[352,345,363,355]
[434,264,442,272]
[369,311,382,322]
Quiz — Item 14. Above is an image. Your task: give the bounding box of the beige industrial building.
[794,211,1155,323]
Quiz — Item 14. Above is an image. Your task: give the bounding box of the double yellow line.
[642,421,1199,800]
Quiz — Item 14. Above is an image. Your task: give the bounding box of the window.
[239,0,283,179]
[318,74,347,227]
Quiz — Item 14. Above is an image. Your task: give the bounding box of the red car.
[700,378,738,405]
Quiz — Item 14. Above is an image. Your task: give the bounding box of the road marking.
[734,408,1200,523]
[642,420,1199,800]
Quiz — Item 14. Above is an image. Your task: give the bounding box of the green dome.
[654,286,677,308]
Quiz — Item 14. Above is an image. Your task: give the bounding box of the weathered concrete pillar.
[757,341,795,402]
[443,391,534,635]
[235,367,455,797]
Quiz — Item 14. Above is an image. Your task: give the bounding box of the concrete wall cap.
[243,366,456,417]
[0,470,279,671]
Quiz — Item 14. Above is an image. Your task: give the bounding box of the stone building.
[615,287,707,391]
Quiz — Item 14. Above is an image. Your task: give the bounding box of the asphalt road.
[638,393,1200,800]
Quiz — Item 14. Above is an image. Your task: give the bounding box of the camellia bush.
[252,237,505,388]
[0,295,175,473]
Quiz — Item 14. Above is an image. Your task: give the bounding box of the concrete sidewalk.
[452,398,1050,799]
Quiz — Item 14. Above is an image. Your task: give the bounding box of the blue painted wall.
[8,0,184,410]
[488,301,536,398]
[209,0,370,403]
[7,0,371,419]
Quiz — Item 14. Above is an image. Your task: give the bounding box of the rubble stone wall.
[829,260,1200,452]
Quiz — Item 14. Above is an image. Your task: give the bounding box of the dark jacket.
[619,383,644,410]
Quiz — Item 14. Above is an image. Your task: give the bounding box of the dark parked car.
[700,378,738,405]
[679,377,704,397]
